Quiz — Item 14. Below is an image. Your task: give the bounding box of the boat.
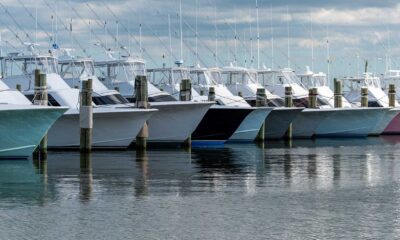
[190,66,274,142]
[147,65,270,143]
[220,65,303,139]
[0,79,67,158]
[340,72,400,135]
[94,57,213,144]
[1,53,156,148]
[258,68,388,137]
[380,70,400,134]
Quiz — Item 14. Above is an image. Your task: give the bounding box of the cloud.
[0,0,398,78]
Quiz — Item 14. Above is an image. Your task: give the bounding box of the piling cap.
[209,86,215,93]
[285,86,292,95]
[256,88,266,96]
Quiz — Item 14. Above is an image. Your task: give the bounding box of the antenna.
[0,31,2,57]
[270,4,274,69]
[310,11,314,71]
[256,0,260,69]
[388,27,392,71]
[250,12,253,67]
[55,0,58,44]
[128,17,131,56]
[234,15,237,65]
[139,22,142,58]
[195,0,198,65]
[179,0,183,63]
[70,18,73,48]
[35,3,38,45]
[326,26,331,80]
[116,20,119,52]
[214,3,218,67]
[104,20,107,50]
[287,5,290,68]
[168,14,173,65]
[244,31,247,67]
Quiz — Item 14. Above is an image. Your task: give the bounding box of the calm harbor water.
[2,137,400,239]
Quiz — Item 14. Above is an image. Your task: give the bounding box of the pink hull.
[384,113,400,134]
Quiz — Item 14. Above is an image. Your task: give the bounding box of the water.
[2,137,400,239]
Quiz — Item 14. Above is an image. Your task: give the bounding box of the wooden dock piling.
[308,88,318,108]
[285,86,293,139]
[334,79,343,108]
[180,79,192,101]
[389,84,396,107]
[33,70,48,154]
[255,88,267,142]
[135,75,149,150]
[361,87,368,107]
[80,79,93,152]
[208,87,216,101]
[180,79,192,147]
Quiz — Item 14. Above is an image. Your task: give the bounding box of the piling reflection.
[32,150,47,175]
[79,152,92,203]
[332,154,341,182]
[191,147,244,175]
[307,154,317,180]
[135,150,149,198]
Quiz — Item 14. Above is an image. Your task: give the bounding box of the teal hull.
[0,107,67,158]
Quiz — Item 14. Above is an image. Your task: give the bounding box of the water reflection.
[79,152,92,203]
[135,151,149,198]
[1,138,400,238]
[0,138,398,202]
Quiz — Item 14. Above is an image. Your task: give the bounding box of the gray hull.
[265,108,304,139]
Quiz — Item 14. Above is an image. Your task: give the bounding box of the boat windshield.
[221,70,258,85]
[280,70,302,85]
[172,69,190,84]
[257,71,276,86]
[148,68,190,86]
[96,61,146,82]
[345,74,382,91]
[300,74,328,88]
[59,60,95,80]
[190,70,218,86]
[210,71,223,84]
[3,56,58,77]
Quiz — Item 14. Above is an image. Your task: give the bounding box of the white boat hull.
[265,108,304,139]
[316,108,386,137]
[0,106,67,158]
[48,108,156,148]
[229,107,274,142]
[146,102,212,143]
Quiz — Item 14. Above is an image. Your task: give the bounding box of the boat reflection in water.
[0,138,400,239]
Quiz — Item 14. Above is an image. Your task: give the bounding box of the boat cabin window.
[3,57,58,77]
[125,94,177,103]
[60,60,95,80]
[95,61,146,83]
[190,70,218,86]
[210,71,223,84]
[25,93,61,106]
[190,71,208,86]
[172,69,190,84]
[257,72,275,87]
[221,71,257,85]
[148,69,190,87]
[92,94,129,105]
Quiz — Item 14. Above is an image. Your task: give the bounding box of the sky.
[0,0,399,79]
